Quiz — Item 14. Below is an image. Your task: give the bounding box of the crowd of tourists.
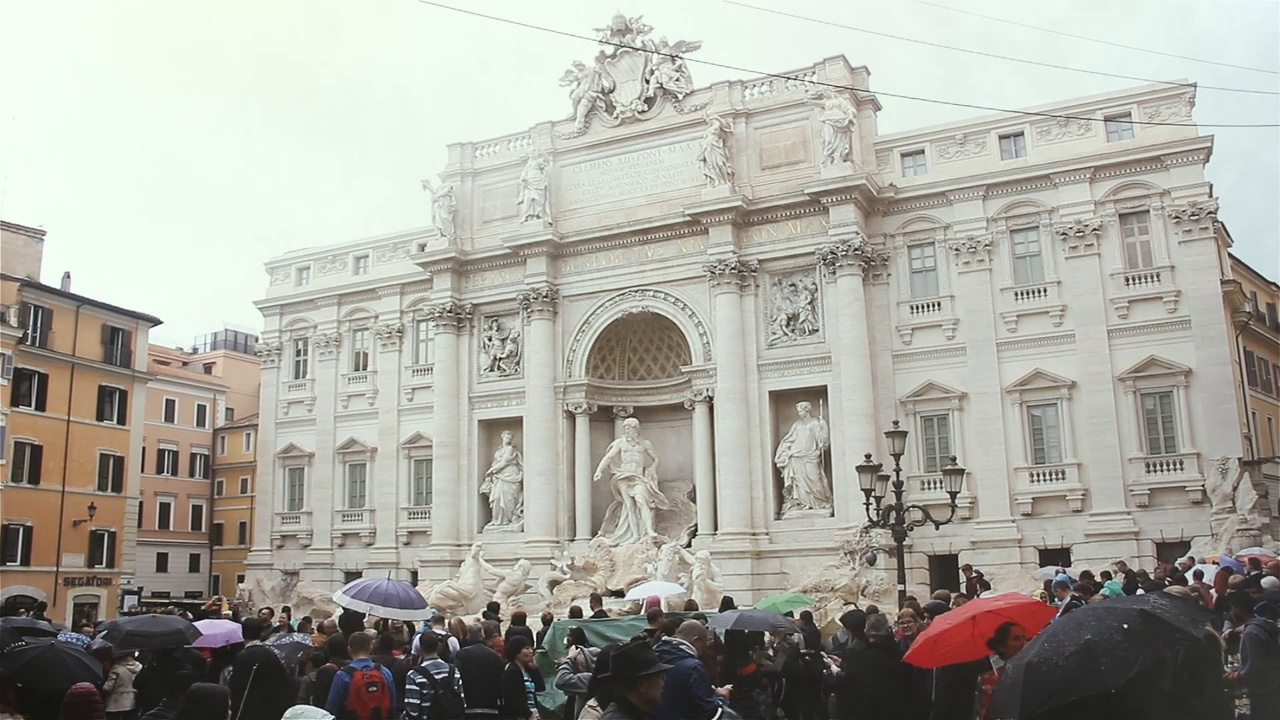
[1,554,1277,720]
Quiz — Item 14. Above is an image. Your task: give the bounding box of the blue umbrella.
[333,577,432,621]
[1218,555,1246,574]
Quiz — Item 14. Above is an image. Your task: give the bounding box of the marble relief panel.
[477,313,523,380]
[764,268,824,347]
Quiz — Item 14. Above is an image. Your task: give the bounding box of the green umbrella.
[753,593,815,615]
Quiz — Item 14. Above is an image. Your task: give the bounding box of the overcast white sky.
[2,0,1276,344]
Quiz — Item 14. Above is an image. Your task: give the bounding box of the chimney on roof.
[60,272,71,291]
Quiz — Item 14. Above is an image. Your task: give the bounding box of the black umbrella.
[0,637,104,690]
[264,632,313,666]
[707,609,799,633]
[0,616,58,648]
[989,593,1216,718]
[98,614,202,649]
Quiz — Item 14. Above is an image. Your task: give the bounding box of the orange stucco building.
[1,221,161,624]
[212,413,258,598]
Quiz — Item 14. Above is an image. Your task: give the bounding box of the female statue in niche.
[774,401,833,515]
[481,430,524,531]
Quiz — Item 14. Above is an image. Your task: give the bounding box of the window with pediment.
[1006,369,1077,467]
[1117,356,1193,458]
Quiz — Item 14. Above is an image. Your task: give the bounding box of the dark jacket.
[601,698,651,720]
[139,703,177,720]
[504,625,535,648]
[590,609,610,620]
[499,662,545,720]
[835,637,909,720]
[455,642,506,716]
[1237,617,1280,702]
[652,638,725,720]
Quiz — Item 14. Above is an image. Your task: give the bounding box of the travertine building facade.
[248,45,1256,601]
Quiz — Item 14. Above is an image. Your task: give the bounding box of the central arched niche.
[586,312,692,383]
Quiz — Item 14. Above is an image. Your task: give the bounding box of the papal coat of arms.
[558,13,705,137]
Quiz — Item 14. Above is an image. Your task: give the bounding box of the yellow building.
[211,413,258,598]
[1226,252,1280,539]
[1,221,161,624]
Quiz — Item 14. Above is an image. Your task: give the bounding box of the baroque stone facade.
[247,38,1254,604]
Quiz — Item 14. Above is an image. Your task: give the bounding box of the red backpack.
[341,663,393,720]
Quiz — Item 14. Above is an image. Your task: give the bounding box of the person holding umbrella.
[1224,590,1280,718]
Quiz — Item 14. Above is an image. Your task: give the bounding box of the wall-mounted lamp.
[72,502,98,528]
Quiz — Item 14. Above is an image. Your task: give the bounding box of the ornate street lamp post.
[857,420,967,609]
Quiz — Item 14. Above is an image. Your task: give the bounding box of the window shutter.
[105,531,116,568]
[19,527,32,567]
[97,454,110,492]
[1,352,12,380]
[156,451,165,475]
[0,525,10,564]
[28,444,42,486]
[89,531,103,568]
[33,373,47,412]
[96,386,108,422]
[117,389,128,425]
[140,446,147,473]
[41,306,53,347]
[188,452,196,479]
[101,324,112,346]
[111,455,125,494]
[18,303,32,344]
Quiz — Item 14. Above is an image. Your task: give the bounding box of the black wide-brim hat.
[600,640,671,680]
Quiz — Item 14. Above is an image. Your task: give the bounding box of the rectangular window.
[212,522,225,547]
[210,574,222,598]
[1268,415,1278,457]
[1251,410,1261,456]
[10,441,43,486]
[918,414,952,474]
[237,521,248,546]
[96,385,128,425]
[1155,541,1192,565]
[1268,302,1279,329]
[412,458,434,506]
[285,467,305,512]
[1258,358,1275,395]
[11,368,49,412]
[351,328,371,372]
[296,266,311,286]
[1026,402,1064,465]
[1037,547,1072,569]
[157,496,174,531]
[88,529,116,569]
[291,339,309,381]
[20,303,51,348]
[194,403,209,429]
[239,476,251,495]
[202,362,215,375]
[163,397,177,424]
[999,132,1026,160]
[908,243,940,299]
[189,451,211,480]
[235,573,246,586]
[353,255,370,275]
[901,149,927,177]
[1,351,13,380]
[1141,391,1178,456]
[96,453,125,494]
[156,552,170,573]
[1105,112,1135,142]
[343,571,363,585]
[413,320,436,366]
[927,554,961,593]
[1119,211,1154,270]
[156,448,179,476]
[188,553,201,574]
[346,462,368,509]
[101,325,133,368]
[243,431,254,454]
[1010,227,1046,285]
[190,500,206,533]
[137,501,144,529]
[214,478,225,497]
[224,407,235,422]
[217,435,228,456]
[1,524,33,567]
[1245,349,1259,388]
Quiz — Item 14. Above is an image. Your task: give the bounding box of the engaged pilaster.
[425,300,473,548]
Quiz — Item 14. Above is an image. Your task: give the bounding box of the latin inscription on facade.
[559,235,708,274]
[560,141,702,210]
[744,216,830,244]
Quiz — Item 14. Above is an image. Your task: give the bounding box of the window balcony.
[271,510,312,548]
[908,473,974,519]
[1126,451,1205,506]
[1108,265,1180,319]
[998,281,1066,333]
[895,295,958,345]
[396,505,433,545]
[339,371,378,410]
[402,364,435,402]
[333,508,375,547]
[282,379,314,398]
[1013,462,1087,515]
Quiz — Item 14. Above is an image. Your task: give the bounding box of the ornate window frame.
[272,442,314,548]
[899,380,973,518]
[398,431,434,545]
[1116,355,1203,506]
[889,217,958,345]
[1005,368,1086,515]
[334,437,376,546]
[990,202,1066,333]
[1098,182,1181,320]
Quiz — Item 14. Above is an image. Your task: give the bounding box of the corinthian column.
[683,389,716,537]
[567,402,597,541]
[816,234,881,523]
[426,301,472,548]
[517,284,560,546]
[703,256,758,540]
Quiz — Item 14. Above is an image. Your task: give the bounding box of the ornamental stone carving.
[567,401,599,416]
[816,233,879,276]
[612,405,635,421]
[682,388,714,409]
[702,256,759,288]
[1167,199,1219,225]
[766,270,822,346]
[255,341,282,368]
[315,254,349,276]
[479,315,522,378]
[427,301,475,332]
[558,13,704,137]
[936,133,988,162]
[374,322,404,351]
[697,112,734,188]
[374,242,413,264]
[312,331,341,361]
[1053,217,1103,255]
[518,152,553,224]
[806,88,858,166]
[774,400,833,517]
[1034,117,1093,143]
[421,177,457,243]
[268,267,292,285]
[946,234,994,268]
[516,284,560,319]
[1141,94,1194,123]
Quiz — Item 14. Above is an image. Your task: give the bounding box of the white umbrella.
[623,580,687,601]
[1186,563,1219,584]
[1031,566,1076,582]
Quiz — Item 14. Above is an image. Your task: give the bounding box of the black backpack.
[422,665,466,720]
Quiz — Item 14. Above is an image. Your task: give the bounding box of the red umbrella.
[903,592,1057,669]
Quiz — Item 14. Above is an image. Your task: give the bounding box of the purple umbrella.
[333,577,432,621]
[191,619,245,648]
